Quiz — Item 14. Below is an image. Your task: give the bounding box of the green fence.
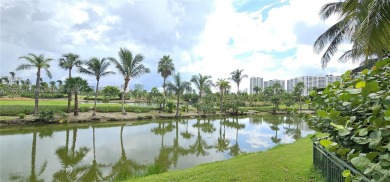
[313,142,370,182]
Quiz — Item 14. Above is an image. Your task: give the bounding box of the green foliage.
[166,102,175,113]
[38,110,55,122]
[95,105,151,113]
[102,86,120,100]
[305,59,390,181]
[20,92,65,99]
[18,113,26,119]
[0,105,90,116]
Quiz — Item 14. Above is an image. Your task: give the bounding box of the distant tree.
[59,53,82,113]
[253,86,262,95]
[9,72,15,84]
[230,69,247,93]
[49,81,57,99]
[102,86,120,101]
[190,74,213,102]
[166,73,192,117]
[64,77,89,116]
[215,78,230,112]
[293,82,305,110]
[157,55,175,109]
[109,48,150,115]
[16,53,53,116]
[79,57,115,116]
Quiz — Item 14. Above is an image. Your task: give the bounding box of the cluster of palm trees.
[314,0,390,68]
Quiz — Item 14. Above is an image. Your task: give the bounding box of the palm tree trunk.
[163,77,166,109]
[34,69,40,116]
[30,132,37,181]
[122,78,129,115]
[67,70,72,113]
[220,91,223,112]
[74,91,79,116]
[237,83,240,93]
[175,93,180,117]
[93,80,99,116]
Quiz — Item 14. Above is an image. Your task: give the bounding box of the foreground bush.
[20,92,66,99]
[303,59,390,181]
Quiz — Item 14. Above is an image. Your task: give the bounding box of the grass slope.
[130,136,322,182]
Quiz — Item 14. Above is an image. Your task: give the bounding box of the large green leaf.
[369,131,382,148]
[362,81,379,98]
[358,128,368,136]
[385,109,390,121]
[351,156,370,171]
[338,128,350,137]
[319,139,333,147]
[347,88,361,95]
[372,105,382,117]
[352,137,370,144]
[316,110,327,117]
[329,109,340,120]
[356,81,366,88]
[342,170,351,177]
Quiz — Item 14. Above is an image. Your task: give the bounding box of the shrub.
[166,102,175,113]
[303,59,390,181]
[20,92,65,99]
[95,105,152,113]
[38,110,55,122]
[18,113,26,119]
[0,105,91,116]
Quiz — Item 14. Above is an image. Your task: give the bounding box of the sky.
[0,0,358,92]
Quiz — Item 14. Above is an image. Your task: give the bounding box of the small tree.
[102,86,120,102]
[64,77,89,116]
[166,73,191,117]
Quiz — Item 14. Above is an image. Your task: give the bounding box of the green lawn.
[129,135,324,182]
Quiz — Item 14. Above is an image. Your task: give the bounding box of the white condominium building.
[264,79,286,90]
[286,75,341,96]
[249,77,263,94]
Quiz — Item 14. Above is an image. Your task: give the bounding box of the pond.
[0,115,314,181]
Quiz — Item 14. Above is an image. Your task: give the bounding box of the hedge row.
[0,105,90,116]
[20,92,66,99]
[95,105,152,113]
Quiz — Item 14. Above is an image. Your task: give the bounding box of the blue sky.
[0,0,357,92]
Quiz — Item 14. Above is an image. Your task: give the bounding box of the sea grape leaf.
[347,88,361,95]
[358,128,368,136]
[330,122,344,130]
[362,81,379,98]
[369,131,382,148]
[351,156,370,171]
[385,109,390,121]
[372,105,382,117]
[352,137,370,144]
[356,81,366,88]
[342,170,351,177]
[329,109,340,120]
[366,152,378,162]
[339,129,350,137]
[320,139,333,147]
[317,110,327,117]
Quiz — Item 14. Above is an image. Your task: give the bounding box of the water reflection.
[0,116,314,181]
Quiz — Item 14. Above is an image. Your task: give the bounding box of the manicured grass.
[130,135,324,182]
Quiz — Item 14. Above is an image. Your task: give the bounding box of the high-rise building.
[249,77,263,94]
[286,75,341,96]
[264,79,285,90]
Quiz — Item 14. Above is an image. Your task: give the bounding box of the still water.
[0,116,314,181]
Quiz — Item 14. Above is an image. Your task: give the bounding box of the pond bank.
[0,110,272,125]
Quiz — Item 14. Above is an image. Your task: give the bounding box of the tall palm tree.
[16,53,53,116]
[59,53,82,113]
[109,48,150,115]
[230,69,247,93]
[157,55,175,109]
[190,74,213,101]
[215,78,231,112]
[253,86,261,95]
[166,73,192,117]
[79,57,115,116]
[314,1,390,68]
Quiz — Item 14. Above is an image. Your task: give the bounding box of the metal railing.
[313,142,370,182]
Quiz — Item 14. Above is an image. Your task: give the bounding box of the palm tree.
[293,82,305,110]
[109,48,150,115]
[157,55,175,109]
[79,57,115,116]
[9,72,15,85]
[253,86,262,95]
[230,69,247,93]
[215,78,230,112]
[49,81,56,99]
[64,77,89,116]
[59,53,82,113]
[166,73,192,117]
[314,1,390,68]
[16,53,53,116]
[190,74,213,101]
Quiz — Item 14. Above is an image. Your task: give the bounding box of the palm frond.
[15,64,34,71]
[319,2,343,20]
